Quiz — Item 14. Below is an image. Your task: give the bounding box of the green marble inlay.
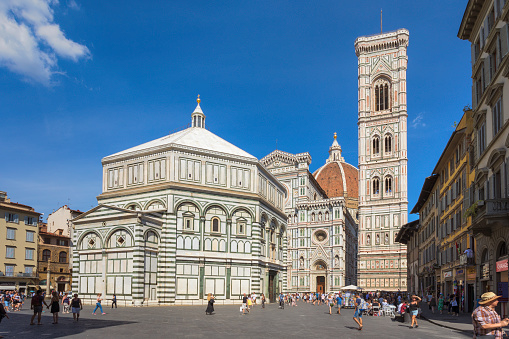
[226,267,231,299]
[199,266,204,299]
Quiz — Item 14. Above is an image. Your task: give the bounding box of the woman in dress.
[437,294,444,314]
[48,291,60,324]
[205,293,215,315]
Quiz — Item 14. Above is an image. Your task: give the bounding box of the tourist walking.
[62,294,70,313]
[205,293,215,315]
[437,294,444,314]
[353,294,363,331]
[429,294,437,314]
[451,295,459,316]
[242,293,248,315]
[409,295,421,329]
[30,290,49,325]
[111,294,117,308]
[48,291,60,324]
[336,293,342,315]
[71,294,83,321]
[261,293,266,309]
[472,292,509,339]
[93,293,106,315]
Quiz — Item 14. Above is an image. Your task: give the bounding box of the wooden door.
[317,276,325,293]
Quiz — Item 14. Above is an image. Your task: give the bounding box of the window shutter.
[25,216,28,225]
[14,214,18,223]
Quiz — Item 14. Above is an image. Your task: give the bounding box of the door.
[317,276,325,293]
[269,273,275,302]
[468,284,475,313]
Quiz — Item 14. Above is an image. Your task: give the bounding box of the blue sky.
[0,0,471,221]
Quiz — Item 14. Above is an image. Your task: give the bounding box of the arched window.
[374,80,390,111]
[211,217,220,233]
[385,176,393,194]
[59,251,67,263]
[372,137,380,155]
[384,135,392,153]
[372,178,380,195]
[42,249,51,262]
[498,242,507,259]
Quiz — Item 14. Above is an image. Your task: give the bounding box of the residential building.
[432,110,476,311]
[459,0,509,315]
[37,223,72,293]
[355,29,409,291]
[408,175,440,297]
[72,98,287,305]
[47,205,83,236]
[395,220,419,294]
[261,133,358,293]
[0,191,40,292]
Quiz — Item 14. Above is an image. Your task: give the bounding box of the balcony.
[472,199,509,236]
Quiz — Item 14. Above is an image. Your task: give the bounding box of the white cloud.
[0,0,90,85]
[411,112,426,129]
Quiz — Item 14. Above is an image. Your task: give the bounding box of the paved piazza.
[1,302,470,338]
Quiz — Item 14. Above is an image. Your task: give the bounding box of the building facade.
[458,0,509,315]
[395,220,419,293]
[433,111,476,311]
[0,191,40,292]
[355,29,409,291]
[72,99,287,305]
[261,134,358,293]
[37,223,72,293]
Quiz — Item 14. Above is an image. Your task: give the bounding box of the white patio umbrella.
[340,285,361,290]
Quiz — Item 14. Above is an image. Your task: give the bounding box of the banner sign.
[497,259,508,272]
[444,271,452,279]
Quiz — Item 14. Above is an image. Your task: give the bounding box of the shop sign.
[0,282,15,286]
[467,267,476,281]
[496,259,508,272]
[444,271,452,279]
[482,263,490,280]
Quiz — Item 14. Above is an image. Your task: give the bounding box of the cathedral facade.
[72,100,287,305]
[261,135,358,293]
[355,29,409,291]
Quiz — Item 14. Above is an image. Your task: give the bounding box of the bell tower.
[355,29,409,291]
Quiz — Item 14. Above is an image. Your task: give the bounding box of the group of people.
[1,291,25,312]
[424,292,460,316]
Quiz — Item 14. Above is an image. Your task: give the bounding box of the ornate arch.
[104,227,134,248]
[230,206,255,220]
[203,203,228,218]
[144,199,166,210]
[124,202,142,211]
[77,231,103,249]
[174,199,202,215]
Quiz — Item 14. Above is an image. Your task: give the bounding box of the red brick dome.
[313,161,359,201]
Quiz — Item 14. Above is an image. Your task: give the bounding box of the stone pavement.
[0,301,471,338]
[418,302,474,334]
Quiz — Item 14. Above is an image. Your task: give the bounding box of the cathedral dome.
[313,133,359,204]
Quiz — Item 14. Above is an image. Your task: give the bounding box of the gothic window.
[385,176,393,194]
[211,217,220,233]
[372,177,380,195]
[372,136,380,155]
[374,81,390,111]
[384,135,392,153]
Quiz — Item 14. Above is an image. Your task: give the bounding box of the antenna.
[276,139,278,150]
[381,9,383,34]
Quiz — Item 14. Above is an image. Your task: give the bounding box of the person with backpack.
[353,294,364,331]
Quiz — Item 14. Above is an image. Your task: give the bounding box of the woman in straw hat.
[472,292,509,339]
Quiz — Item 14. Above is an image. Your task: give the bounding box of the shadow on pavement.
[0,312,137,339]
